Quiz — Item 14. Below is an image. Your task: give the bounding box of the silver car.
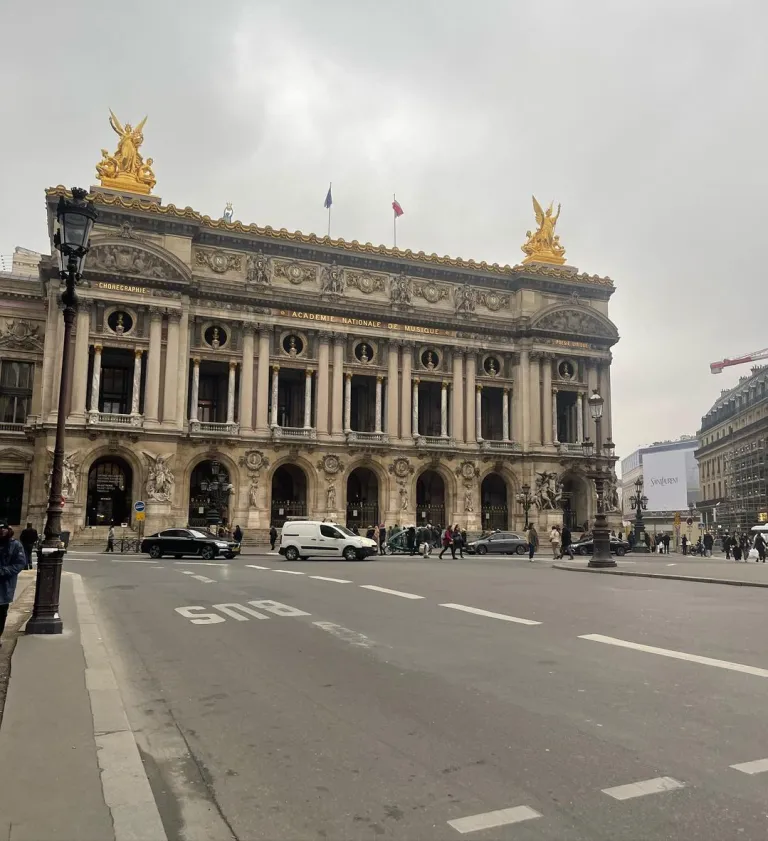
[467,531,528,555]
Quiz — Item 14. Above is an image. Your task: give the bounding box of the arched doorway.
[481,473,508,531]
[271,464,308,527]
[560,473,590,532]
[189,460,232,527]
[86,457,132,526]
[416,470,446,528]
[346,467,379,530]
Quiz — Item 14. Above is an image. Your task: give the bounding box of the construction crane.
[710,347,768,374]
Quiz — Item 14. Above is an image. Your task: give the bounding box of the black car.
[570,535,630,557]
[140,528,241,560]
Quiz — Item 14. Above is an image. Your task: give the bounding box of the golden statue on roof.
[96,110,156,195]
[521,196,566,265]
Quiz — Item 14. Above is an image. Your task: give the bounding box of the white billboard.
[643,449,689,511]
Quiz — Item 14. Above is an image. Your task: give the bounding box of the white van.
[278,521,378,562]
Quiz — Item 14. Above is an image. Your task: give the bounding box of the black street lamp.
[27,188,97,635]
[517,483,533,530]
[628,476,649,553]
[581,389,616,568]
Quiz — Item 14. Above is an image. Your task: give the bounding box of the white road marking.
[175,606,226,625]
[447,805,541,834]
[212,603,269,621]
[309,575,352,584]
[249,599,310,617]
[191,574,216,583]
[65,557,98,562]
[580,633,768,678]
[313,621,372,647]
[111,559,156,564]
[360,584,424,599]
[173,561,227,566]
[272,569,305,575]
[440,603,542,625]
[245,564,270,570]
[601,776,685,801]
[667,563,677,567]
[730,758,768,775]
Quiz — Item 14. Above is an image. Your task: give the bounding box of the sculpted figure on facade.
[535,470,562,510]
[321,260,345,295]
[522,196,566,265]
[248,476,259,508]
[603,472,620,513]
[327,481,337,510]
[246,251,271,286]
[390,271,413,307]
[222,202,234,223]
[455,283,477,316]
[45,450,79,499]
[399,485,409,511]
[96,111,155,194]
[143,452,175,502]
[464,487,474,512]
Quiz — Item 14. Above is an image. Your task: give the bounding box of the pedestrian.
[379,524,387,555]
[406,525,417,556]
[0,521,26,648]
[19,521,38,570]
[754,532,766,562]
[366,525,375,540]
[439,526,455,559]
[549,525,561,559]
[561,524,574,560]
[681,534,688,555]
[645,531,652,552]
[527,524,538,561]
[733,540,743,562]
[106,525,115,553]
[269,524,278,551]
[627,530,635,549]
[662,533,671,555]
[417,524,430,557]
[452,524,464,558]
[723,534,731,559]
[233,524,243,545]
[431,523,440,551]
[618,531,623,542]
[703,531,714,558]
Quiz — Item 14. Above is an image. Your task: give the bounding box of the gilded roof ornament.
[95,110,156,195]
[521,196,566,265]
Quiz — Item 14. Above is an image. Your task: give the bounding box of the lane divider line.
[271,569,305,575]
[447,805,541,834]
[440,603,542,626]
[359,584,424,600]
[309,576,352,584]
[601,776,685,801]
[580,633,768,678]
[245,564,270,570]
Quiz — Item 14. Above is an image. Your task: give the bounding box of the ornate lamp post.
[581,389,616,568]
[27,188,97,635]
[628,476,649,552]
[517,483,533,530]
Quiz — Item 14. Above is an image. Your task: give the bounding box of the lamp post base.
[26,547,65,635]
[25,613,63,635]
[588,556,617,568]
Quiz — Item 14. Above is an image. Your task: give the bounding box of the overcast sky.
[1,0,765,466]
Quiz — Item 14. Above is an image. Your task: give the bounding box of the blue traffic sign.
[134,500,146,513]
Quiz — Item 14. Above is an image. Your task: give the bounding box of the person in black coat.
[560,525,574,560]
[0,521,26,646]
[406,525,417,556]
[269,525,277,551]
[19,522,38,570]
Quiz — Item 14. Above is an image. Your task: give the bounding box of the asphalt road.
[65,548,768,840]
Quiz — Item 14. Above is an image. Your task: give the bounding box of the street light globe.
[521,483,530,495]
[55,188,97,277]
[588,389,604,420]
[581,437,594,458]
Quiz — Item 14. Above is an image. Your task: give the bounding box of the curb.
[69,572,168,841]
[552,563,768,589]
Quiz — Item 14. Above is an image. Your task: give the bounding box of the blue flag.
[324,184,333,209]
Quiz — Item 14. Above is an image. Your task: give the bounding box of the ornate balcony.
[557,441,584,454]
[417,435,453,448]
[87,411,144,428]
[0,421,25,433]
[346,431,389,444]
[271,425,316,441]
[481,439,519,452]
[190,420,240,436]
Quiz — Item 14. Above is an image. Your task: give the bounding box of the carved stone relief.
[0,320,43,351]
[535,308,615,338]
[389,272,413,306]
[413,279,448,305]
[477,290,510,312]
[346,270,385,295]
[246,251,271,286]
[195,249,242,274]
[89,244,173,279]
[273,259,316,286]
[455,283,477,316]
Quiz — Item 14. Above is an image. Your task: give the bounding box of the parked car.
[466,531,529,555]
[571,534,630,557]
[279,521,378,561]
[140,528,241,560]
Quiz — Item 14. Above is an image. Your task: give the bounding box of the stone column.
[88,344,102,417]
[440,380,449,438]
[49,298,64,417]
[344,372,352,432]
[508,388,515,441]
[375,376,383,433]
[304,369,313,428]
[577,392,584,443]
[239,324,255,431]
[518,349,530,447]
[587,360,599,442]
[144,308,163,423]
[475,384,483,442]
[412,378,420,437]
[465,350,476,443]
[529,352,541,446]
[542,354,553,445]
[502,387,510,441]
[70,303,91,419]
[400,342,412,440]
[255,330,271,432]
[189,357,200,423]
[131,349,143,415]
[316,332,331,435]
[163,311,180,425]
[387,342,399,437]
[600,361,613,442]
[270,365,279,427]
[41,291,60,417]
[175,306,189,430]
[451,350,464,444]
[331,337,344,436]
[552,388,559,444]
[227,360,237,424]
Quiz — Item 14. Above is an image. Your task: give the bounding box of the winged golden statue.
[521,196,566,265]
[96,110,156,195]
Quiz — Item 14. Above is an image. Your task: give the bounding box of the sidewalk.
[0,572,165,841]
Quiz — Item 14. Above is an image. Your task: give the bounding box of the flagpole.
[393,193,397,248]
[327,182,332,238]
